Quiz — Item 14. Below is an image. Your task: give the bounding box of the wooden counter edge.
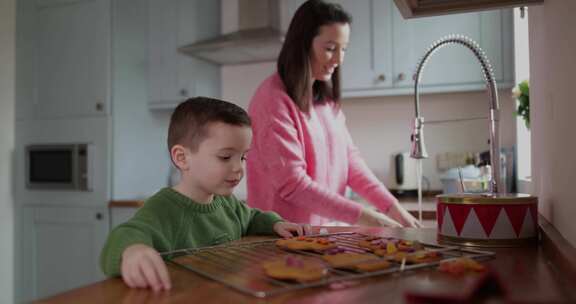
[108,200,144,208]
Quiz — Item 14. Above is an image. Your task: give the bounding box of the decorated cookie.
[393,250,443,264]
[324,245,369,255]
[276,236,336,252]
[438,257,486,276]
[322,253,390,272]
[354,259,392,272]
[357,236,393,252]
[262,255,328,282]
[370,239,425,257]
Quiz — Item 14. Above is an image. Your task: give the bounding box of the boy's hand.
[121,244,171,291]
[356,207,403,228]
[273,222,312,238]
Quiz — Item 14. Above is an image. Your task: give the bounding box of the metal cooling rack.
[163,232,495,298]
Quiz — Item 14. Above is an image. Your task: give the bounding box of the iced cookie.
[438,257,485,275]
[322,253,390,272]
[357,236,389,251]
[372,240,425,257]
[393,250,442,264]
[263,255,328,282]
[354,259,392,272]
[276,236,336,252]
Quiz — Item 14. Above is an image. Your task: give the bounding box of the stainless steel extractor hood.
[179,0,285,65]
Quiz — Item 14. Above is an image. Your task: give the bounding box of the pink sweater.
[246,73,397,225]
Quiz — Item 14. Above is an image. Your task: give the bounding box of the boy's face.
[178,122,251,199]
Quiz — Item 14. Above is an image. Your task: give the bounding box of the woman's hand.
[386,202,423,228]
[121,244,171,291]
[356,207,402,227]
[273,222,313,238]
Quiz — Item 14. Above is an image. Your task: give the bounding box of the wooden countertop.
[109,195,440,221]
[37,225,576,304]
[109,200,144,208]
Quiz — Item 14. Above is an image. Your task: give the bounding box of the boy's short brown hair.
[167,97,251,152]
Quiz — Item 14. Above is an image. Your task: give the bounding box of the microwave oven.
[26,143,93,191]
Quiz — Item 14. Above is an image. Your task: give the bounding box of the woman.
[246,0,420,228]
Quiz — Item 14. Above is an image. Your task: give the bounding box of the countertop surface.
[38,226,576,304]
[108,195,439,210]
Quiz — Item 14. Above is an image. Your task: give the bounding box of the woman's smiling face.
[310,22,350,82]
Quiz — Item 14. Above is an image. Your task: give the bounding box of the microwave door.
[27,145,76,190]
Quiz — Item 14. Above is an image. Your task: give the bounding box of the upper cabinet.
[33,0,111,118]
[333,0,394,92]
[336,0,513,98]
[390,8,512,89]
[147,0,221,109]
[393,0,543,18]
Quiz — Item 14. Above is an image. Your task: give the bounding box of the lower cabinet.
[18,206,109,302]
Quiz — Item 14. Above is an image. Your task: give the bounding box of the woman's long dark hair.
[277,0,352,112]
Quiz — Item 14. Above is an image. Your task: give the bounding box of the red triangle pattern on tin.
[503,205,528,237]
[447,205,472,236]
[473,205,502,237]
[437,203,446,232]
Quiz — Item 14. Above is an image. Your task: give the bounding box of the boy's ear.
[170,144,189,171]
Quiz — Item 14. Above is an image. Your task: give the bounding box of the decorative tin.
[437,193,538,247]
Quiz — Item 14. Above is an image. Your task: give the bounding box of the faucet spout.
[411,35,503,194]
[410,117,428,159]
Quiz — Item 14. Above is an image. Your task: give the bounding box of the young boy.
[100,97,311,291]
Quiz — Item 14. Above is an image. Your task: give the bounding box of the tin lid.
[437,193,538,205]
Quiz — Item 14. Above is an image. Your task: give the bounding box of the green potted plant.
[513,80,530,128]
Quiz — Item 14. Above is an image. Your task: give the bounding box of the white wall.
[0,0,16,302]
[223,64,517,197]
[529,1,576,246]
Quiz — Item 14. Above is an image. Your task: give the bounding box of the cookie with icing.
[276,236,336,252]
[322,253,390,272]
[263,255,328,282]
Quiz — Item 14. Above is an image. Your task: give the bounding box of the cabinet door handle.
[95,102,104,112]
[96,212,103,220]
[179,89,188,97]
[377,74,386,82]
[397,73,406,81]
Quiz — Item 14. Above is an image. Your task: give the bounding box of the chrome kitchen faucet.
[410,35,503,194]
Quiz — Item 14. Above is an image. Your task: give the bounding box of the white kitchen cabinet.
[279,0,307,31]
[328,0,514,98]
[390,9,511,90]
[147,0,221,109]
[16,0,37,121]
[336,0,394,91]
[18,206,108,302]
[33,0,111,118]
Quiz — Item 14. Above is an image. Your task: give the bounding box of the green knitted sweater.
[100,187,283,277]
